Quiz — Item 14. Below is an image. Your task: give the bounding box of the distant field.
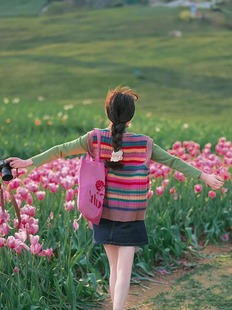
[0,0,47,16]
[0,5,231,120]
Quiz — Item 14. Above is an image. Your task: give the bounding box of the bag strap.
[145,137,154,166]
[0,183,21,229]
[94,128,101,161]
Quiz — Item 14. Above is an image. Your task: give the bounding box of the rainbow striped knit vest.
[89,128,153,222]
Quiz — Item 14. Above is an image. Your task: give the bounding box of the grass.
[152,250,232,309]
[0,0,47,16]
[0,5,231,125]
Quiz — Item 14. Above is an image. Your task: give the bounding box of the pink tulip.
[177,147,185,157]
[25,222,39,235]
[173,171,186,182]
[183,141,189,148]
[224,157,232,166]
[162,179,169,187]
[0,210,10,225]
[28,170,42,182]
[219,137,226,143]
[6,236,17,249]
[169,187,176,194]
[155,186,164,196]
[61,177,74,190]
[16,187,29,200]
[47,171,60,184]
[181,153,190,161]
[30,235,40,245]
[168,150,176,156]
[194,184,203,193]
[30,242,42,255]
[38,248,53,261]
[26,193,33,205]
[26,182,39,193]
[221,187,228,195]
[9,178,21,190]
[21,205,36,217]
[6,236,29,254]
[35,191,46,201]
[64,200,75,211]
[172,141,181,150]
[15,230,27,242]
[73,219,79,231]
[66,189,75,202]
[217,167,230,181]
[147,190,154,199]
[208,191,216,199]
[0,223,10,236]
[41,176,49,188]
[47,183,59,193]
[225,150,232,158]
[13,267,20,273]
[0,237,5,247]
[205,143,212,149]
[221,233,229,242]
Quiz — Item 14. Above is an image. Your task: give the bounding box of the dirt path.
[101,243,232,310]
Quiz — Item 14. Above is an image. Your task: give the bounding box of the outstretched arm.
[5,133,89,169]
[5,158,33,169]
[152,143,224,190]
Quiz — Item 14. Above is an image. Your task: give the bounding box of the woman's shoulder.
[124,131,153,141]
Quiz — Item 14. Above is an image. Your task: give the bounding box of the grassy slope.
[0,6,231,127]
[0,0,47,16]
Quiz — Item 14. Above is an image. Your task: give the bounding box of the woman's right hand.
[5,157,33,169]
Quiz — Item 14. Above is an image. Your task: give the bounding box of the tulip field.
[0,4,232,309]
[0,100,231,308]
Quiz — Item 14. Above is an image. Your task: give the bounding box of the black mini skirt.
[93,218,148,246]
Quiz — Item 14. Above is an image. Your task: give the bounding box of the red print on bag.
[95,180,105,192]
[88,180,105,209]
[89,191,102,209]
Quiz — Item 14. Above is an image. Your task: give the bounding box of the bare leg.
[104,245,135,310]
[104,244,119,303]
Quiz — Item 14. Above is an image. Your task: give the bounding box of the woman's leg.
[104,244,135,310]
[104,244,119,303]
[113,246,135,310]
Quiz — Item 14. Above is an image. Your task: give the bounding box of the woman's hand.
[200,172,224,190]
[5,157,33,169]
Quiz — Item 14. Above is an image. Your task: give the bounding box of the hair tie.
[110,150,123,162]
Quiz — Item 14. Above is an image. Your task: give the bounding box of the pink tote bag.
[77,129,105,225]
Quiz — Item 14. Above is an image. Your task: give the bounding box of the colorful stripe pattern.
[90,129,153,222]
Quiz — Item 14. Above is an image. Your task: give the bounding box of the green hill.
[0,0,48,16]
[0,5,231,123]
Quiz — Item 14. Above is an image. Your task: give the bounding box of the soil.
[100,243,232,310]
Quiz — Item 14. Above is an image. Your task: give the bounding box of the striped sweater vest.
[88,128,153,222]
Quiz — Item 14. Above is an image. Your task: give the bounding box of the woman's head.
[105,86,138,168]
[105,86,138,126]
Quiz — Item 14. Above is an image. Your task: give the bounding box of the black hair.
[105,87,138,168]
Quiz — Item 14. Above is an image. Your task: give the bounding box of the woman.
[6,86,224,310]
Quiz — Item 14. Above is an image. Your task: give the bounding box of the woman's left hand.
[200,172,224,190]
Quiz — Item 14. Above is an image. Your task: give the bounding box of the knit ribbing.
[89,129,153,222]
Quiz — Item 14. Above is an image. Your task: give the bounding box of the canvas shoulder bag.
[77,129,105,225]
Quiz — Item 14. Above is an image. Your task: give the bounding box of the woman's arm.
[152,143,224,190]
[6,133,89,169]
